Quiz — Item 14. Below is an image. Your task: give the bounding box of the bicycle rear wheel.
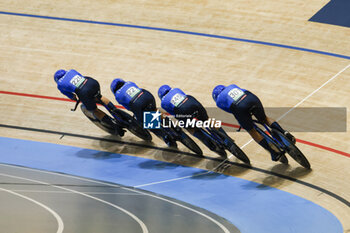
[113,109,152,141]
[81,105,116,135]
[273,130,310,169]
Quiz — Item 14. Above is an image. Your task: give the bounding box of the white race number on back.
[228,88,245,102]
[70,75,86,87]
[126,86,141,98]
[171,93,186,107]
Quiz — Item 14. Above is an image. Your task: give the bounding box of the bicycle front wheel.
[228,143,250,164]
[213,129,250,163]
[128,121,152,141]
[169,127,203,156]
[178,130,203,156]
[273,130,310,169]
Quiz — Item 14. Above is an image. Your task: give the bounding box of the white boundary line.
[134,172,209,188]
[8,190,145,195]
[0,172,149,233]
[0,164,231,233]
[276,63,350,121]
[122,185,231,233]
[0,187,64,233]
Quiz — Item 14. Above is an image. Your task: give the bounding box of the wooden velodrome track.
[0,0,349,232]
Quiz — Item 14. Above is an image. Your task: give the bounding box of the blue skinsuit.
[56,69,86,99]
[160,88,187,115]
[215,84,247,112]
[113,81,143,110]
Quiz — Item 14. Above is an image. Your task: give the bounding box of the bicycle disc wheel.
[209,139,227,158]
[229,143,250,164]
[213,130,250,163]
[127,118,152,141]
[81,105,115,135]
[114,109,152,141]
[175,128,203,156]
[128,122,152,141]
[273,130,311,169]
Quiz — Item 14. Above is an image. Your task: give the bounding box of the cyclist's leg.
[252,95,295,143]
[130,90,175,146]
[232,105,264,144]
[76,79,102,120]
[233,92,282,161]
[78,79,124,136]
[95,94,124,132]
[93,87,126,136]
[246,128,281,160]
[177,98,224,152]
[99,95,119,114]
[82,100,119,133]
[188,128,216,151]
[182,95,231,142]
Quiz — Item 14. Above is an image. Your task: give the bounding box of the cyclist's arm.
[161,101,175,116]
[60,90,76,100]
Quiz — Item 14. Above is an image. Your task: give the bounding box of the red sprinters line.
[296,139,350,158]
[0,90,126,109]
[0,90,74,102]
[221,122,240,128]
[1,90,349,158]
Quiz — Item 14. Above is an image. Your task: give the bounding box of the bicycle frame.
[205,127,225,145]
[72,99,129,128]
[252,120,286,150]
[101,102,129,127]
[71,100,80,111]
[204,126,251,163]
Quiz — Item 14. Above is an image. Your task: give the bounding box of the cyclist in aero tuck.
[212,84,296,161]
[110,78,176,147]
[158,85,227,155]
[54,69,125,136]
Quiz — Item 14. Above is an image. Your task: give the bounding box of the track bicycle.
[198,127,251,163]
[252,119,311,169]
[160,117,203,156]
[73,100,152,141]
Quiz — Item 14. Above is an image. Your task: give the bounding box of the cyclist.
[158,84,228,156]
[54,69,125,136]
[212,84,295,161]
[110,78,176,147]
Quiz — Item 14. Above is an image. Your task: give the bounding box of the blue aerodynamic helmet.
[212,85,225,102]
[158,85,171,99]
[110,78,125,94]
[54,69,66,83]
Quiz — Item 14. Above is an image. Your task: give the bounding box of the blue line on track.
[1,11,350,60]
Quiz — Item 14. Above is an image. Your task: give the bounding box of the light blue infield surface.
[0,137,343,233]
